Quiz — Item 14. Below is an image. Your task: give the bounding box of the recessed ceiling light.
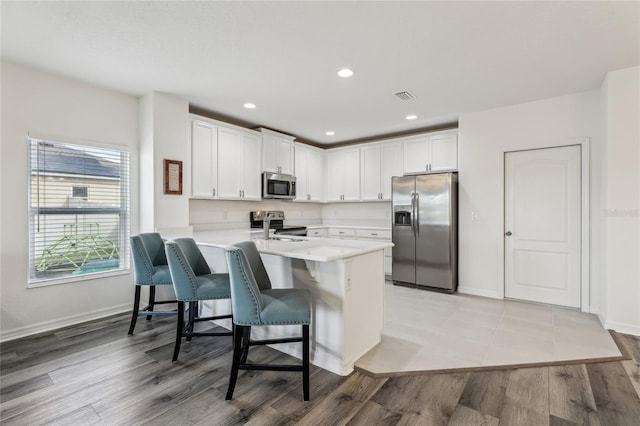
[337,68,354,78]
[406,114,417,120]
[243,103,256,109]
[326,131,335,136]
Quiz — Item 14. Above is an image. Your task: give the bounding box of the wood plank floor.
[2,314,639,425]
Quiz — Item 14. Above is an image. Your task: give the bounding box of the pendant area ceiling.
[1,1,638,145]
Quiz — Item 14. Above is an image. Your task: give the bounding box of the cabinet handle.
[242,190,245,198]
[372,233,378,236]
[212,188,216,197]
[307,194,310,201]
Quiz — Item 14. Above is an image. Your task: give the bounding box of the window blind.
[28,137,130,283]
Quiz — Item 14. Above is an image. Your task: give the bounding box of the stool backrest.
[165,238,211,300]
[232,241,272,291]
[225,243,266,325]
[131,233,167,284]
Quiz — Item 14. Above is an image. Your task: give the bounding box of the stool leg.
[240,326,251,364]
[303,324,310,401]
[172,301,185,362]
[128,286,141,335]
[226,324,245,400]
[186,301,196,342]
[146,286,156,321]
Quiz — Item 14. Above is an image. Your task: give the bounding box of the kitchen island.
[194,231,393,376]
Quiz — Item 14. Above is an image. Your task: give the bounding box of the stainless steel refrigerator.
[392,173,458,292]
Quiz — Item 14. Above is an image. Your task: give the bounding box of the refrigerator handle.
[415,193,420,236]
[411,192,416,235]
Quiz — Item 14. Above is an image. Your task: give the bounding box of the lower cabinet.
[325,227,392,276]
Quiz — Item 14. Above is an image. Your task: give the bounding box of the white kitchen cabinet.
[326,147,360,202]
[360,141,402,201]
[260,128,294,175]
[217,126,261,200]
[294,143,324,202]
[403,131,458,174]
[354,228,393,276]
[191,120,218,198]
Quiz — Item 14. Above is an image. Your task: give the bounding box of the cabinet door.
[294,145,309,201]
[360,145,383,201]
[430,133,458,172]
[326,150,344,201]
[263,134,293,174]
[342,148,361,201]
[306,148,323,201]
[262,134,279,173]
[276,139,293,175]
[217,127,242,198]
[403,136,430,174]
[381,142,402,200]
[191,120,217,198]
[241,133,262,200]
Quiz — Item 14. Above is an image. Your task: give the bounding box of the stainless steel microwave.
[262,172,296,199]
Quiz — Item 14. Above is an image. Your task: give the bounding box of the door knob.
[505,231,512,236]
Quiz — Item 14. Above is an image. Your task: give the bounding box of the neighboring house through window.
[28,137,130,284]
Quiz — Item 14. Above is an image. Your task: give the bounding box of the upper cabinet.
[259,128,294,175]
[402,131,458,174]
[191,120,218,198]
[326,147,360,202]
[218,127,261,200]
[191,117,261,200]
[360,141,402,201]
[294,143,324,202]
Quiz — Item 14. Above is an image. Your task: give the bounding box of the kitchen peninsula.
[195,231,393,376]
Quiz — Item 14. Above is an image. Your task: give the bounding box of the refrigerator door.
[391,176,416,285]
[415,173,455,290]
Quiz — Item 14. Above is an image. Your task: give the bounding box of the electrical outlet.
[346,274,352,292]
[471,211,478,221]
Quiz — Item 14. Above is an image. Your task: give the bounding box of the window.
[28,137,130,284]
[72,185,88,199]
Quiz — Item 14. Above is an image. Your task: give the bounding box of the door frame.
[498,138,590,312]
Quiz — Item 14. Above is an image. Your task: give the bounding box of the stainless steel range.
[249,211,308,238]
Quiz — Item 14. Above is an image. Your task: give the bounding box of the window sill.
[27,268,131,289]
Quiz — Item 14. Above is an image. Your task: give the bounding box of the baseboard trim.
[0,303,132,343]
[457,286,500,299]
[604,319,640,337]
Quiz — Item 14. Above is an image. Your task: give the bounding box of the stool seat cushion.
[194,273,232,301]
[149,265,172,285]
[258,289,312,326]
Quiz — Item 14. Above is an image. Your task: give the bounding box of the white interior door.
[504,145,581,308]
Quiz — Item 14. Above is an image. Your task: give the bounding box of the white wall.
[601,66,640,335]
[190,199,323,230]
[457,91,603,305]
[0,62,139,341]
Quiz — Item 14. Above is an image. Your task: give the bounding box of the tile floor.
[355,282,623,375]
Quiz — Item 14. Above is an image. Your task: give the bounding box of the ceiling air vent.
[394,90,416,101]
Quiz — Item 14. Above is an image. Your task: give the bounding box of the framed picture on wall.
[164,159,182,195]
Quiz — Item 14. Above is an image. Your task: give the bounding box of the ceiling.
[2,1,638,146]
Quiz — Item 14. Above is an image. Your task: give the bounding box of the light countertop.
[194,230,393,262]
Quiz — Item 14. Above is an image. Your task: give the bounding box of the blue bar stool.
[129,233,177,335]
[224,241,312,401]
[165,238,233,362]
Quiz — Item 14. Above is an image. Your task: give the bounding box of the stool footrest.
[138,310,177,316]
[240,363,303,372]
[249,337,303,346]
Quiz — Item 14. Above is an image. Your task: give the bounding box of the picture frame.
[163,159,182,195]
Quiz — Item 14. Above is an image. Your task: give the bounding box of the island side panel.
[342,250,385,370]
[261,254,348,375]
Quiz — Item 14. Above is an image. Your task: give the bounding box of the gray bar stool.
[129,233,177,335]
[224,241,312,401]
[165,238,233,361]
